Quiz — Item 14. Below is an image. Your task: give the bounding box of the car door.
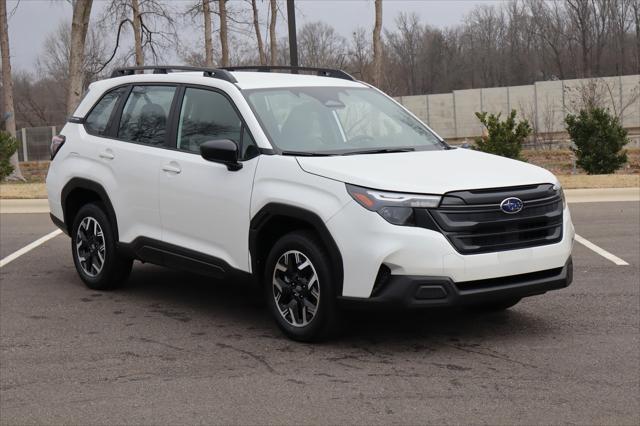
[88,84,177,244]
[158,86,260,272]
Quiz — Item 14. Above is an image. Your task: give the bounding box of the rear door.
[158,86,260,272]
[86,84,178,243]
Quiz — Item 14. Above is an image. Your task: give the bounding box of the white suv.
[47,66,574,341]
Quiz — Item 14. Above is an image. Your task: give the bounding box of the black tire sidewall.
[264,231,338,342]
[71,203,127,290]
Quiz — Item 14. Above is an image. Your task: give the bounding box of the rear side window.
[84,87,127,136]
[117,85,176,146]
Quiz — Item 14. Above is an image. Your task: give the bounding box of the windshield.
[243,86,444,155]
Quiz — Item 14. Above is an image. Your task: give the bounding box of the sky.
[5,0,499,72]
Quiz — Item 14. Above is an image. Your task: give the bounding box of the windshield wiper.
[280,150,335,157]
[341,147,415,156]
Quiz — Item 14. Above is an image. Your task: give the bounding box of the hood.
[296,148,558,195]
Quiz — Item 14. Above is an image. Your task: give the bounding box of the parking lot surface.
[1,202,639,425]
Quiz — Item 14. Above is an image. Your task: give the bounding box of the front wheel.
[264,231,340,342]
[71,203,132,290]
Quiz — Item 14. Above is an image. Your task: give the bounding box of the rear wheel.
[264,231,340,342]
[71,203,132,290]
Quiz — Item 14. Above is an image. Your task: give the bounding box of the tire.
[71,202,132,290]
[264,231,340,342]
[470,297,522,312]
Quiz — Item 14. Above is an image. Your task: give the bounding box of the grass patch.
[523,148,639,174]
[0,182,47,199]
[557,174,640,189]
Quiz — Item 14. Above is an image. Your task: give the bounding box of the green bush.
[565,108,628,175]
[474,110,532,160]
[0,131,18,181]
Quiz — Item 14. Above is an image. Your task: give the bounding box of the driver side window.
[176,88,258,159]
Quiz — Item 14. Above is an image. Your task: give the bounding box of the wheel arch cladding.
[249,203,344,295]
[61,178,119,240]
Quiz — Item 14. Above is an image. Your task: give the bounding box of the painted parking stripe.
[574,234,630,266]
[0,229,62,268]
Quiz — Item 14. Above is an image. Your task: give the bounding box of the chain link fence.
[16,125,64,162]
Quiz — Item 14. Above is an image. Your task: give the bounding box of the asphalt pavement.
[0,201,638,425]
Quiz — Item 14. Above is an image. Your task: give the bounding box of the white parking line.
[0,229,63,268]
[574,234,630,266]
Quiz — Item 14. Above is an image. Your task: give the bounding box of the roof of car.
[74,70,367,118]
[229,71,365,89]
[94,70,365,90]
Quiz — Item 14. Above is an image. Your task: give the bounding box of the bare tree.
[39,22,107,81]
[564,77,640,121]
[386,13,422,94]
[203,0,214,67]
[218,0,229,66]
[184,0,214,66]
[269,0,278,64]
[102,0,177,68]
[250,0,266,65]
[298,22,347,68]
[67,0,93,114]
[37,22,107,116]
[527,0,569,80]
[372,0,383,87]
[610,0,633,75]
[131,0,143,65]
[565,0,593,77]
[0,0,24,180]
[348,28,371,80]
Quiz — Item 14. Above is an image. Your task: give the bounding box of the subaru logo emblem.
[500,197,523,214]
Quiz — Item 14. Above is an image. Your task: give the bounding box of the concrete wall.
[396,75,640,144]
[454,89,482,137]
[427,93,456,139]
[621,75,640,128]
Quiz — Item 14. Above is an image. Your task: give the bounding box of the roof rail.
[221,65,355,81]
[109,66,237,83]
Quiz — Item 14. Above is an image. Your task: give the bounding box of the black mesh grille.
[424,184,564,254]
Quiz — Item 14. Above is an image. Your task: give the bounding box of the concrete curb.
[564,188,640,203]
[1,188,638,214]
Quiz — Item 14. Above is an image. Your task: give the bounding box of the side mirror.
[200,139,243,171]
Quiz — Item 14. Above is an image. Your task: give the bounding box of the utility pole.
[286,0,298,70]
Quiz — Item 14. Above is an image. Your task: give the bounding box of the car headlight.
[553,183,566,209]
[346,184,441,226]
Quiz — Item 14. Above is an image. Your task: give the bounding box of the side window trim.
[176,84,258,161]
[106,85,132,138]
[82,85,130,137]
[166,85,186,150]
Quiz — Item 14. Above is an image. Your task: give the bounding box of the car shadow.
[110,262,555,349]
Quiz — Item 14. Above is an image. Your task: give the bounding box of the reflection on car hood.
[296,148,558,194]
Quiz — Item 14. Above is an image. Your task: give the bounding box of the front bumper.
[339,257,573,309]
[327,200,575,298]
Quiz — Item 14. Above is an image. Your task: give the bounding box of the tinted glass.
[118,85,176,146]
[245,87,443,154]
[85,87,127,135]
[177,88,257,158]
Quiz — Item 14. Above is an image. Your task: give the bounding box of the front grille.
[423,184,564,254]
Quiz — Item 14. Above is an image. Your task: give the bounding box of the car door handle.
[99,150,115,160]
[162,164,181,174]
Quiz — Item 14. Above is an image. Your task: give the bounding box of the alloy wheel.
[272,250,320,327]
[75,216,106,277]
